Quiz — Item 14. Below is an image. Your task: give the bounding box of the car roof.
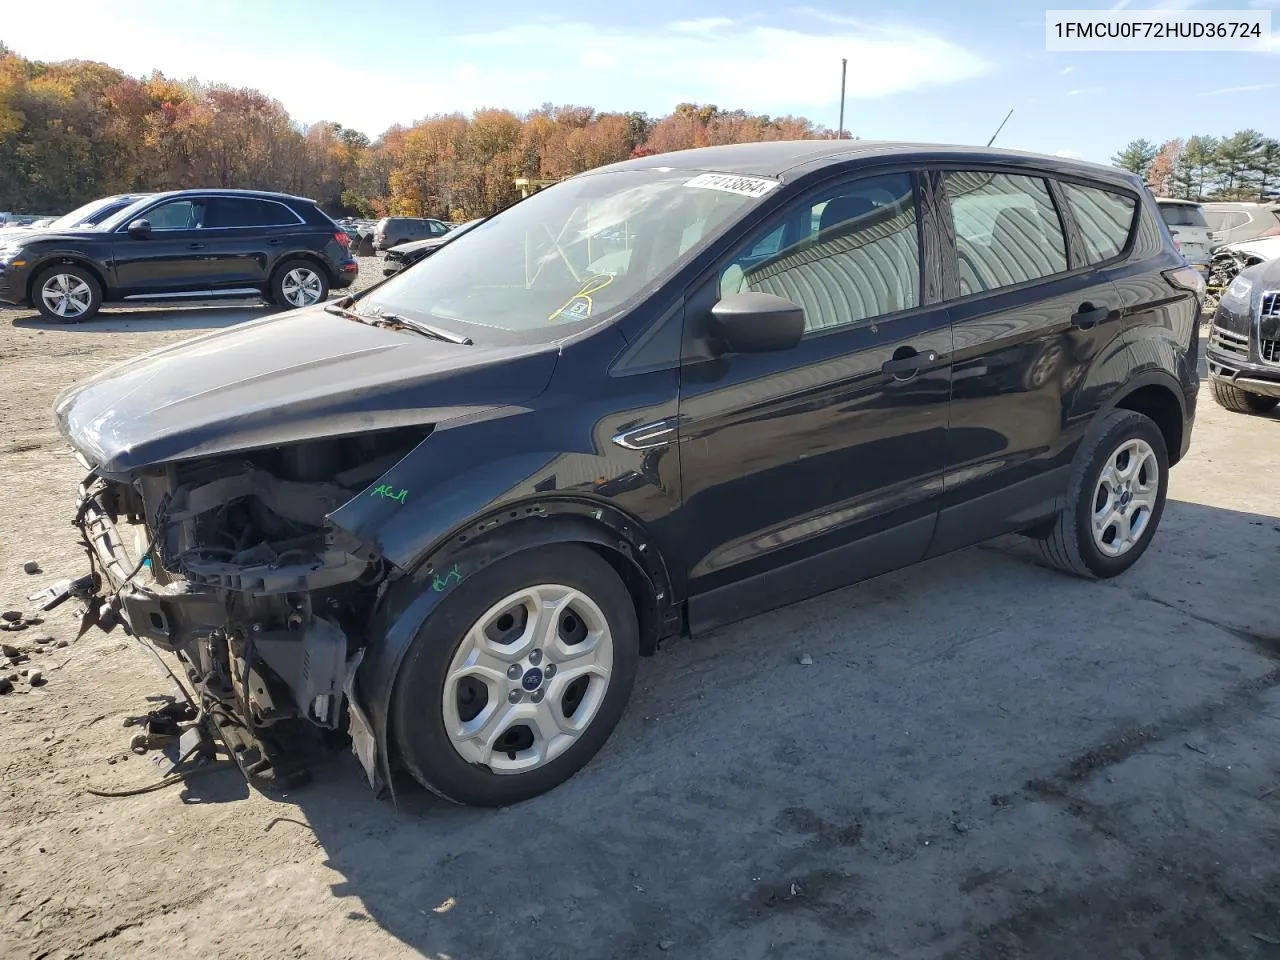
[585,139,1138,188]
[1156,197,1201,206]
[141,188,315,205]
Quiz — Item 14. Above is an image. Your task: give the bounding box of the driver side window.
[142,199,205,231]
[718,173,921,333]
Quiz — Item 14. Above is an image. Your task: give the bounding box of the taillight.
[1164,265,1206,299]
[335,231,351,248]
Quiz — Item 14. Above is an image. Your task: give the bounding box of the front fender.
[355,507,673,801]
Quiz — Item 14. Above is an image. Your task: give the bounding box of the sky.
[1,0,1277,163]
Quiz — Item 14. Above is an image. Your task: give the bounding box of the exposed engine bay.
[72,427,430,788]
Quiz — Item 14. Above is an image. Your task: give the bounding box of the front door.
[676,170,953,631]
[111,197,223,296]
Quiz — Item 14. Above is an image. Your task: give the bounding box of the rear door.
[201,196,307,288]
[928,167,1126,555]
[677,169,953,628]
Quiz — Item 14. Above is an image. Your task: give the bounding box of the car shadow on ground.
[9,303,279,333]
[173,495,1280,959]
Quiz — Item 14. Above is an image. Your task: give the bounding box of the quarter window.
[1061,182,1136,264]
[719,172,921,332]
[944,171,1067,294]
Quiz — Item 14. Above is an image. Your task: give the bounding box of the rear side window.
[204,198,300,228]
[944,171,1067,295]
[719,172,921,332]
[1061,182,1136,264]
[1157,203,1207,228]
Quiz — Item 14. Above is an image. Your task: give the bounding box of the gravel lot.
[2,273,1279,960]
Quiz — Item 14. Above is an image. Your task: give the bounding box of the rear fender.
[356,502,675,801]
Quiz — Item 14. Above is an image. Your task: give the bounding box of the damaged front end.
[72,430,427,790]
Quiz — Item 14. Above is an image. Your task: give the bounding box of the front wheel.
[34,265,102,322]
[392,544,639,806]
[1036,409,1169,579]
[269,260,329,308]
[1210,378,1279,415]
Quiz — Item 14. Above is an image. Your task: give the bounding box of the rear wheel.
[392,544,639,806]
[1210,378,1279,415]
[33,265,101,322]
[269,259,329,308]
[1036,409,1168,579]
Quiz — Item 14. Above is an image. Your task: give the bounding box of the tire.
[391,544,639,806]
[1036,409,1169,579]
[269,259,329,309]
[33,264,102,323]
[1210,377,1279,415]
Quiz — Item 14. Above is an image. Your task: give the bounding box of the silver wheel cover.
[1091,437,1159,558]
[40,273,92,318]
[441,584,614,774]
[280,267,323,306]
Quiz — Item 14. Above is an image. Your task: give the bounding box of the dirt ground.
[2,281,1279,960]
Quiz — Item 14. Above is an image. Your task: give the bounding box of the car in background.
[53,141,1198,806]
[0,194,155,241]
[1205,256,1280,415]
[374,216,451,251]
[1202,201,1280,247]
[0,188,358,322]
[381,217,483,276]
[1155,198,1211,277]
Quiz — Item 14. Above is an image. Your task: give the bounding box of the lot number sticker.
[685,173,780,199]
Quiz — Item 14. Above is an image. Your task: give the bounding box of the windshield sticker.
[685,173,780,199]
[548,273,615,322]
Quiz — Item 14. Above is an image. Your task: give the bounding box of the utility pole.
[838,58,848,140]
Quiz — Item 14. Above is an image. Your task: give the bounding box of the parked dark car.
[52,141,1199,806]
[374,216,450,251]
[0,189,358,322]
[381,217,483,275]
[1205,258,1280,414]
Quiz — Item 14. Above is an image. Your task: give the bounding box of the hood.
[1223,235,1280,261]
[54,306,560,475]
[2,226,107,245]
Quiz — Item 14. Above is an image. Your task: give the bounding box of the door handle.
[1071,302,1111,329]
[187,242,204,250]
[266,238,283,246]
[881,349,937,379]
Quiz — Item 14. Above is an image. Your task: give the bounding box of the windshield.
[1159,203,1207,229]
[49,196,131,230]
[356,169,768,342]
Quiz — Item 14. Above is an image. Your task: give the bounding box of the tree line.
[1112,132,1280,202]
[0,45,832,220]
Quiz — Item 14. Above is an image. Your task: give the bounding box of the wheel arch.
[1104,372,1188,465]
[354,499,678,800]
[26,256,109,304]
[271,252,334,286]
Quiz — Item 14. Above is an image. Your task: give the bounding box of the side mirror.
[127,218,152,239]
[708,292,805,354]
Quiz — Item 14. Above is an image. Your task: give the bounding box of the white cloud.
[1060,65,1074,74]
[0,6,992,136]
[1198,83,1276,95]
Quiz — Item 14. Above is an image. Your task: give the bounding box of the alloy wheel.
[40,273,93,319]
[1091,437,1159,558]
[280,267,323,307]
[441,584,614,774]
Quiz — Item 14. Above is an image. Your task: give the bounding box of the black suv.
[54,142,1200,806]
[0,189,358,322]
[1205,258,1280,414]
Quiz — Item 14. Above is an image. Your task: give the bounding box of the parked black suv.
[0,189,358,322]
[1205,258,1280,414]
[53,142,1200,806]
